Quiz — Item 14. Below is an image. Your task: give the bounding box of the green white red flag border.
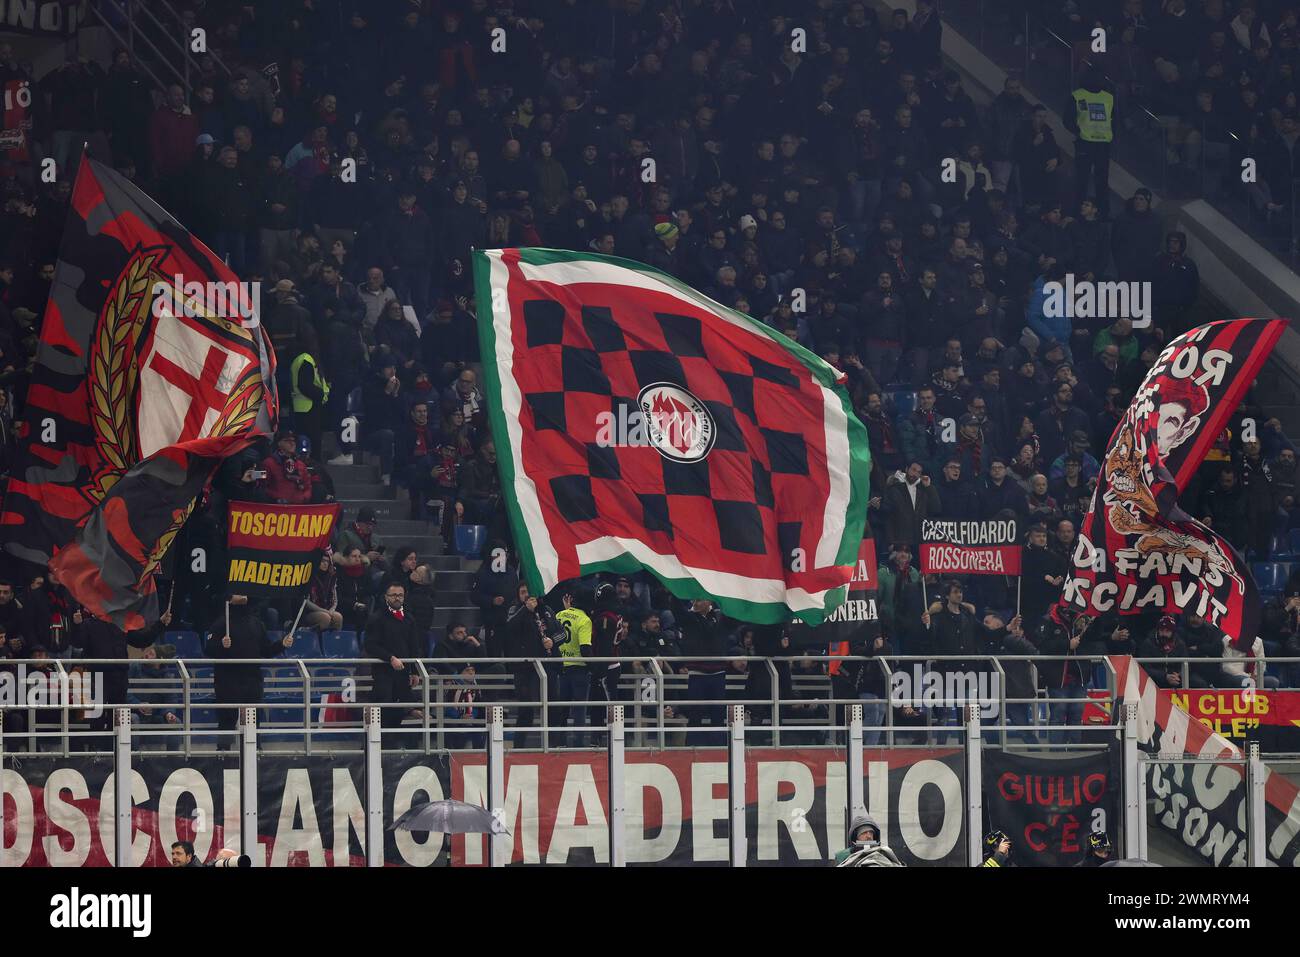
[472,247,871,625]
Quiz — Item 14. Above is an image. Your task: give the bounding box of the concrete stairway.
[325,455,483,630]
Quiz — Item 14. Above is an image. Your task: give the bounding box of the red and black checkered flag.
[473,248,871,625]
[1058,320,1286,645]
[0,156,277,629]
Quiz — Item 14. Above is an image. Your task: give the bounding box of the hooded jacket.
[835,815,904,866]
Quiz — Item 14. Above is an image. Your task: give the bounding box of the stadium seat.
[169,630,204,659]
[1288,528,1300,560]
[320,630,361,658]
[285,628,321,658]
[454,523,487,557]
[886,389,917,416]
[1252,563,1280,592]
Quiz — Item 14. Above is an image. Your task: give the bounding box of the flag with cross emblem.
[0,155,277,629]
[473,248,870,625]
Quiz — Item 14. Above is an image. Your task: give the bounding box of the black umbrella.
[388,799,510,835]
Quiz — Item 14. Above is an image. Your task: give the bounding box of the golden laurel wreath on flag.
[87,251,269,588]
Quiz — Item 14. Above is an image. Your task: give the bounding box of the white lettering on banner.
[461,763,540,865]
[332,768,366,868]
[1,768,34,867]
[269,769,326,867]
[824,597,879,623]
[43,769,91,866]
[545,764,608,864]
[392,765,444,867]
[923,545,1007,574]
[896,760,964,861]
[2,756,974,867]
[921,520,1018,545]
[159,768,215,862]
[1065,576,1229,624]
[626,763,682,864]
[98,771,150,867]
[757,762,819,861]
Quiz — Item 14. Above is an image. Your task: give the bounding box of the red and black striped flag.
[0,156,277,629]
[473,248,870,625]
[1058,319,1286,645]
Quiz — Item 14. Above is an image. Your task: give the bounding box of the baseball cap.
[738,214,757,230]
[356,507,378,524]
[195,133,216,146]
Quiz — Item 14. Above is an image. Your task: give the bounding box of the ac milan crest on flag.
[473,248,870,625]
[1058,320,1285,645]
[0,156,277,629]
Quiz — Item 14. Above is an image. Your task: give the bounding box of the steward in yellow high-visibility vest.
[290,350,330,456]
[290,351,330,412]
[1064,69,1117,216]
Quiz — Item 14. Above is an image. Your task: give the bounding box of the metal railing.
[5,653,1295,757]
[89,0,233,98]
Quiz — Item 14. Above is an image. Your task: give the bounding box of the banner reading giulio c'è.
[225,502,340,597]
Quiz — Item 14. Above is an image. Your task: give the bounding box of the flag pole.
[224,600,230,639]
[1016,577,1022,619]
[285,598,309,642]
[165,581,175,617]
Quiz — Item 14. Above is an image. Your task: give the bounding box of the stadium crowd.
[2,1,1300,747]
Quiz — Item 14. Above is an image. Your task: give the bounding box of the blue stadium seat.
[1252,563,1280,592]
[169,630,204,659]
[320,630,360,658]
[285,629,321,658]
[454,523,487,557]
[261,706,307,741]
[265,665,305,702]
[886,389,917,416]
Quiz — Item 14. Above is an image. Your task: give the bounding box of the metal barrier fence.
[3,654,1295,758]
[0,702,1273,867]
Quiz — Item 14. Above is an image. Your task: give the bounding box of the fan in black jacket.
[1033,605,1106,743]
[503,586,555,743]
[1136,616,1189,689]
[977,613,1039,742]
[1020,526,1067,622]
[363,581,426,731]
[204,597,292,741]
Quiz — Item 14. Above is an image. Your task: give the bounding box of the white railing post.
[364,706,384,867]
[609,704,625,867]
[240,707,258,865]
[487,706,507,867]
[729,704,746,867]
[1122,702,1143,860]
[848,703,865,834]
[114,708,132,867]
[1247,741,1266,867]
[964,703,982,866]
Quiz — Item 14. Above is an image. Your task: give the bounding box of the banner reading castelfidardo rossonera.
[225,502,340,596]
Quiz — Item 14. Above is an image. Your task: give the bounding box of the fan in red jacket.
[260,429,313,504]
